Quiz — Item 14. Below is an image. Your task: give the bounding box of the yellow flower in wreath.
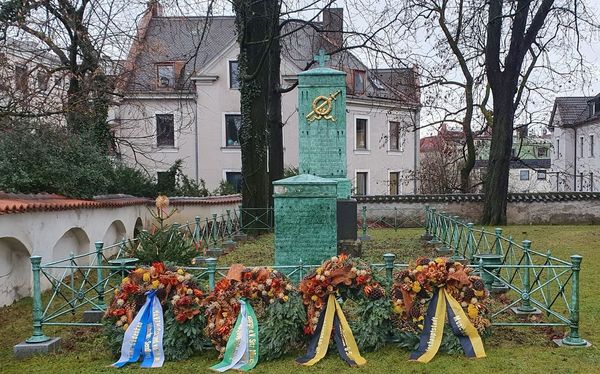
[468,304,479,319]
[412,281,422,293]
[142,272,151,283]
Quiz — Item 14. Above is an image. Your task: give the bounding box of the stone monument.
[297,50,357,241]
[273,49,358,269]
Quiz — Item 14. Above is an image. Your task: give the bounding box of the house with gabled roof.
[548,94,600,191]
[111,3,421,196]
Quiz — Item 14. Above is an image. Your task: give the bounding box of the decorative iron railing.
[422,207,588,346]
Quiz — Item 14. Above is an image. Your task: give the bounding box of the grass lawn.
[1,225,599,373]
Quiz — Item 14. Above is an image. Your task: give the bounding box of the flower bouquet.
[298,254,391,352]
[103,262,208,361]
[203,265,305,362]
[391,257,491,354]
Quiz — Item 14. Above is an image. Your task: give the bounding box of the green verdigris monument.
[274,50,356,268]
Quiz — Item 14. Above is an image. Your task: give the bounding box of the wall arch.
[0,237,31,306]
[52,228,91,266]
[102,220,127,246]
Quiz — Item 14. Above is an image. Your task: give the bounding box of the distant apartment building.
[419,124,552,193]
[111,4,421,196]
[0,38,67,125]
[548,95,600,192]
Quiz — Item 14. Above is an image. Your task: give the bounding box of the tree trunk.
[482,86,514,225]
[235,0,273,233]
[268,17,283,209]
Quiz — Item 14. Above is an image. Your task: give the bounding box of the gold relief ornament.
[306,90,341,122]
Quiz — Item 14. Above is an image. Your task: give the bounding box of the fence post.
[427,208,441,244]
[383,253,396,283]
[515,240,538,314]
[561,255,589,346]
[26,256,50,343]
[360,206,370,241]
[449,216,464,260]
[194,216,201,243]
[69,252,75,309]
[94,241,106,310]
[494,228,503,255]
[206,257,217,291]
[466,223,475,263]
[225,210,235,246]
[238,204,244,231]
[421,206,433,240]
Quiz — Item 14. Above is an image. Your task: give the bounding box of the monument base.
[14,337,61,359]
[82,310,104,323]
[338,240,362,258]
[337,199,357,241]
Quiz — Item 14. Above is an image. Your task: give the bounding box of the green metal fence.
[423,206,588,346]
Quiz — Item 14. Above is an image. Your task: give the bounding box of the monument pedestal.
[14,337,61,359]
[337,199,357,241]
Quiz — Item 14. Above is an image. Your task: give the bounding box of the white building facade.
[549,95,600,192]
[112,5,420,196]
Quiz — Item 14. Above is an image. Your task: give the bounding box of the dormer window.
[353,70,365,94]
[593,100,600,116]
[157,63,175,88]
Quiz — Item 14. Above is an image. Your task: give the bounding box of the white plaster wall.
[0,200,239,306]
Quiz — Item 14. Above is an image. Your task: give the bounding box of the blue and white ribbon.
[112,290,165,368]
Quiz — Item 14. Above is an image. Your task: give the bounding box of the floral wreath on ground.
[103,262,207,361]
[391,257,491,352]
[298,254,391,352]
[202,265,305,361]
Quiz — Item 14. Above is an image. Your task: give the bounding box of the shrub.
[127,225,198,265]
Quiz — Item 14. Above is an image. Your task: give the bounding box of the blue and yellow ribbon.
[112,290,165,368]
[410,288,486,363]
[296,294,366,367]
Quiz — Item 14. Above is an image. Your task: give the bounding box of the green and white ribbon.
[210,299,259,372]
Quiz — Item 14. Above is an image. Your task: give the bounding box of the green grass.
[2,225,599,373]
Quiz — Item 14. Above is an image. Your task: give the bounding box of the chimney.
[148,0,164,17]
[323,7,343,48]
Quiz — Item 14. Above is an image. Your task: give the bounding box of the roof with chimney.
[122,7,419,106]
[548,95,600,128]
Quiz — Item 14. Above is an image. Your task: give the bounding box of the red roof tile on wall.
[0,192,241,215]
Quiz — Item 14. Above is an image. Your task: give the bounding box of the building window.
[225,172,243,193]
[157,171,175,193]
[353,70,365,94]
[229,60,240,89]
[511,148,517,159]
[537,170,546,180]
[157,64,175,88]
[590,135,594,157]
[519,170,530,181]
[156,114,175,147]
[355,118,368,150]
[15,64,28,92]
[537,147,548,158]
[356,172,368,195]
[225,114,242,147]
[389,172,399,195]
[556,138,560,159]
[580,136,584,157]
[36,70,48,91]
[389,121,401,151]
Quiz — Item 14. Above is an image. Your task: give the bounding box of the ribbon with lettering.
[210,299,259,372]
[296,294,366,367]
[410,288,486,363]
[112,290,165,368]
